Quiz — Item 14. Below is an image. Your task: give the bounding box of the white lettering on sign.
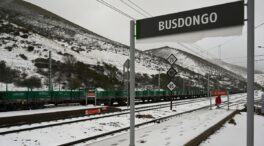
[158,12,218,31]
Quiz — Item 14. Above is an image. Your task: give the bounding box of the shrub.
[15,76,42,89]
[4,46,12,51]
[19,54,28,60]
[27,46,34,52]
[20,34,28,39]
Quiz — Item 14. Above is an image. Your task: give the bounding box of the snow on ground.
[200,113,264,146]
[0,97,215,134]
[0,105,100,118]
[0,96,208,118]
[83,94,249,146]
[85,109,233,146]
[0,93,246,146]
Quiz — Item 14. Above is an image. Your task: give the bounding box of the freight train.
[0,89,208,111]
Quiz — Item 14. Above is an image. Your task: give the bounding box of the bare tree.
[68,78,82,90]
[63,55,77,68]
[0,61,20,91]
[15,76,42,90]
[62,55,77,78]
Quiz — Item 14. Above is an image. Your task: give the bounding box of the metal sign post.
[123,59,130,107]
[129,20,135,146]
[167,81,176,110]
[134,1,245,145]
[247,0,254,146]
[166,54,177,110]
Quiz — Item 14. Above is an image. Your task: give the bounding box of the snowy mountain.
[144,46,243,77]
[255,74,264,87]
[144,46,264,89]
[0,0,263,91]
[211,59,264,87]
[0,0,170,90]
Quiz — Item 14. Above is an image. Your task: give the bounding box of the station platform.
[0,105,120,126]
[85,109,235,146]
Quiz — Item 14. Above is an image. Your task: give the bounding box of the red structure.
[211,90,228,96]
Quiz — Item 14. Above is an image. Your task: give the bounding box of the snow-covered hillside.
[144,46,244,79]
[255,74,264,87]
[0,0,173,90]
[0,0,262,91]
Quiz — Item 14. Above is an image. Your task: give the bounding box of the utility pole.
[218,45,222,65]
[247,0,255,146]
[158,67,161,91]
[123,59,130,107]
[49,51,52,91]
[183,78,185,91]
[208,71,212,110]
[129,20,135,146]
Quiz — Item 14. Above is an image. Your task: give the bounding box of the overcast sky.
[25,0,264,71]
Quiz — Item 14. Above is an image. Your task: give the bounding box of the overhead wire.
[223,54,264,60]
[96,0,136,20]
[196,20,264,51]
[204,37,239,51]
[191,44,218,59]
[229,59,264,64]
[177,42,208,59]
[120,0,148,17]
[127,0,153,17]
[190,20,264,69]
[255,22,264,29]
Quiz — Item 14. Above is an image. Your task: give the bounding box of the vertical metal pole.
[123,63,125,88]
[127,84,129,107]
[208,73,212,110]
[158,68,161,91]
[247,0,254,146]
[126,61,130,107]
[227,91,230,111]
[170,91,172,110]
[86,96,87,106]
[49,51,52,91]
[183,79,185,91]
[129,20,135,146]
[261,93,264,114]
[86,88,88,106]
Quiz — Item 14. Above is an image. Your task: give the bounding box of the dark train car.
[0,89,208,111]
[0,90,85,111]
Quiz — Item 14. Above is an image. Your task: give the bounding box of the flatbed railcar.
[0,91,85,111]
[0,89,207,111]
[94,89,207,105]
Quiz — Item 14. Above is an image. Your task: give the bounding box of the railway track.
[1,93,246,130]
[0,97,209,129]
[0,97,213,135]
[58,95,249,146]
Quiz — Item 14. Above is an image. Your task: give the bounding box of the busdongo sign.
[136,1,244,39]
